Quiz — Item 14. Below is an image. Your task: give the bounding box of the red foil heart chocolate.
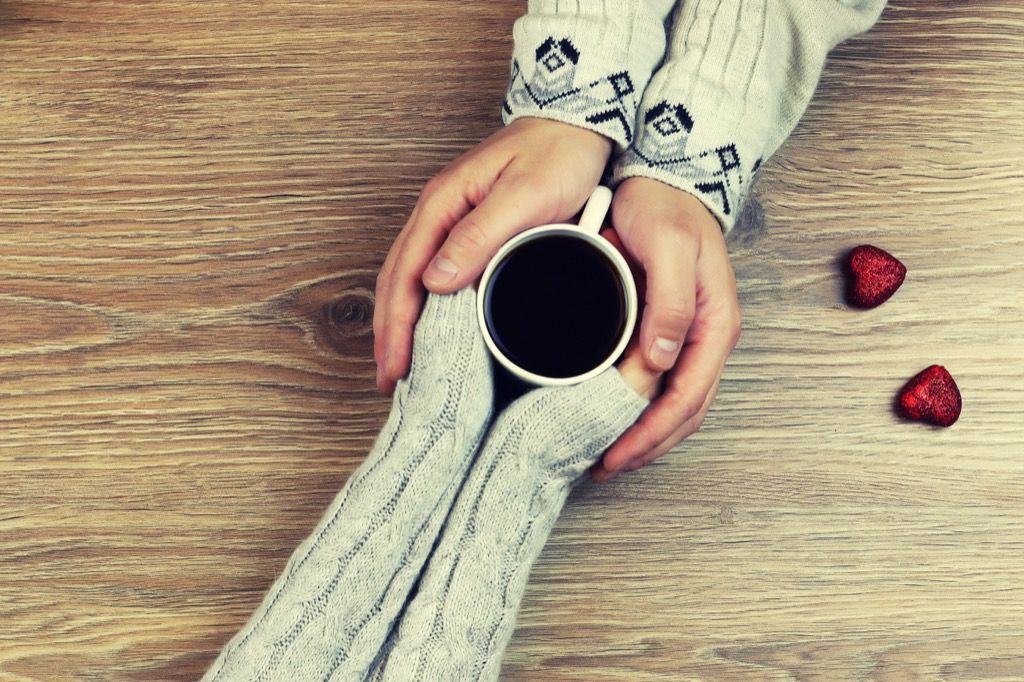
[897,365,962,427]
[845,245,907,308]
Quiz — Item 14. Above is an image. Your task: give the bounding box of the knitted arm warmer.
[502,0,678,153]
[202,288,494,681]
[610,0,888,230]
[369,367,651,681]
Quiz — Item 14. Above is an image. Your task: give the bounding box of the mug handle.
[577,185,613,235]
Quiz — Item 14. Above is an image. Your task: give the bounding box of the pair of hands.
[373,118,741,483]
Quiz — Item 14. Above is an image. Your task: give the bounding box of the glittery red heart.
[845,245,907,308]
[897,365,962,427]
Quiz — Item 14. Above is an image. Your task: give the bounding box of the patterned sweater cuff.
[502,3,674,153]
[609,83,765,232]
[610,0,887,232]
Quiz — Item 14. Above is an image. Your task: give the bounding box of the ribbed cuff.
[608,50,769,232]
[502,2,674,154]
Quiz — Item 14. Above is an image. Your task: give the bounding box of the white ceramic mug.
[475,186,638,387]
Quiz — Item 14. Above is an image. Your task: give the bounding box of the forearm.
[203,289,494,681]
[371,368,650,681]
[611,0,888,229]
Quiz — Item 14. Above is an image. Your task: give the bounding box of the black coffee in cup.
[482,234,628,379]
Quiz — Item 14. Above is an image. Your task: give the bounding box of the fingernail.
[650,337,679,368]
[624,459,644,472]
[424,255,458,285]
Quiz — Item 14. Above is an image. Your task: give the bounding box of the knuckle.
[635,416,673,454]
[731,319,743,347]
[653,300,695,332]
[446,216,490,255]
[375,274,398,308]
[611,186,643,223]
[647,443,673,464]
[667,388,704,420]
[633,425,663,455]
[642,217,696,245]
[381,296,414,333]
[504,168,564,209]
[728,307,743,347]
[684,413,708,439]
[372,294,383,325]
[509,171,549,198]
[393,306,419,330]
[372,291,386,331]
[421,172,450,198]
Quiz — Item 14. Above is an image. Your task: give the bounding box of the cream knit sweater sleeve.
[610,0,887,230]
[502,0,678,153]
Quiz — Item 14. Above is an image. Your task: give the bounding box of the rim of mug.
[474,224,638,387]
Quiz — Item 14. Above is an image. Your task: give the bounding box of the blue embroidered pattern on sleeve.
[503,37,637,144]
[622,100,750,217]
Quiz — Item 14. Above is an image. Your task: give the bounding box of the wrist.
[615,176,724,238]
[611,162,741,234]
[511,115,614,164]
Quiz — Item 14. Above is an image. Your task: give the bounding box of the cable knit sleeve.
[610,0,887,231]
[502,0,678,154]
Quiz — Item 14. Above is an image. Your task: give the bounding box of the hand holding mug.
[590,177,742,482]
[374,120,740,482]
[373,118,613,396]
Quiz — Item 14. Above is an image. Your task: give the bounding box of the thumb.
[422,175,559,292]
[617,343,662,400]
[636,233,697,371]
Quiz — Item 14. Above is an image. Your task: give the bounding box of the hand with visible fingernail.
[373,118,613,397]
[590,177,742,483]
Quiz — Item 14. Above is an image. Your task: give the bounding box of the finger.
[636,232,698,372]
[374,218,414,388]
[379,179,474,391]
[624,377,720,472]
[589,375,717,484]
[593,382,716,482]
[374,201,423,392]
[615,342,662,401]
[598,228,740,473]
[376,203,418,301]
[422,173,562,293]
[598,322,732,474]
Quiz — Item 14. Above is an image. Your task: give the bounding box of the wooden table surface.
[2,2,1023,680]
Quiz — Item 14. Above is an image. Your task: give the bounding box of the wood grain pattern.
[1,1,1022,680]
